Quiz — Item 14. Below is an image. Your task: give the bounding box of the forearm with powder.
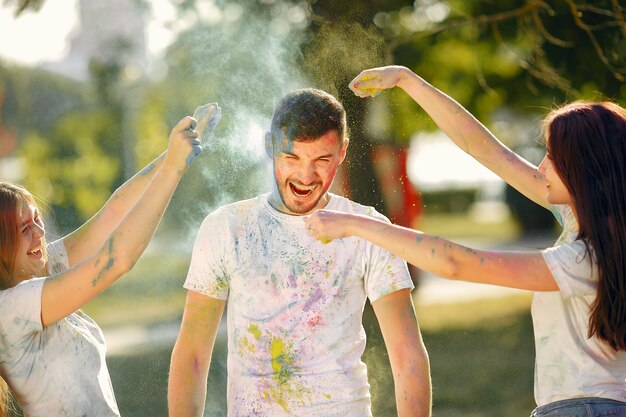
[91,152,167,224]
[394,69,506,164]
[63,152,168,261]
[344,215,487,283]
[41,161,188,326]
[90,164,183,287]
[392,68,548,206]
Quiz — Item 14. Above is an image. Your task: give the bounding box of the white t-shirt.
[533,205,626,405]
[184,193,414,416]
[0,239,120,417]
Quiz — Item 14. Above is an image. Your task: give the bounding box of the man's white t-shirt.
[534,204,626,406]
[0,239,120,417]
[184,193,414,416]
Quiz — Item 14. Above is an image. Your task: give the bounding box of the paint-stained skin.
[92,238,115,287]
[138,160,156,176]
[185,194,414,415]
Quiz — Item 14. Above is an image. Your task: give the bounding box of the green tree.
[19,110,120,232]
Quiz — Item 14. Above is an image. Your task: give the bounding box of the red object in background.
[330,145,422,229]
[372,145,423,285]
[372,145,422,229]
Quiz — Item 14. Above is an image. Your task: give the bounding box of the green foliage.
[18,111,120,231]
[133,90,169,168]
[0,63,89,131]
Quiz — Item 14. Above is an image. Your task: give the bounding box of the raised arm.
[62,103,221,267]
[168,291,225,417]
[40,116,206,325]
[350,66,549,209]
[373,289,431,417]
[61,152,166,267]
[305,210,557,291]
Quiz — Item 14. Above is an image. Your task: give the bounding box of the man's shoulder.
[205,195,266,218]
[330,194,389,222]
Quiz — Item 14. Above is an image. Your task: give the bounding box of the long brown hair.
[545,101,626,350]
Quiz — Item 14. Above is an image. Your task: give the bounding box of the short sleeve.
[46,239,69,274]
[0,278,45,339]
[362,211,414,302]
[183,211,231,300]
[541,240,597,298]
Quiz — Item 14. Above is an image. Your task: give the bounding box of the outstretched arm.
[62,103,221,268]
[373,289,431,417]
[61,152,166,267]
[350,66,549,209]
[40,115,207,325]
[168,291,225,417]
[305,210,557,291]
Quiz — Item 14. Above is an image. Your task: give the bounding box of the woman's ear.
[264,131,273,158]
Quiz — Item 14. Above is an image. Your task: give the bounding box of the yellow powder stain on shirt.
[270,338,291,375]
[264,337,304,412]
[249,323,262,340]
[387,265,398,291]
[237,337,255,354]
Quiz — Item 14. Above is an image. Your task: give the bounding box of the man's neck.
[267,190,331,216]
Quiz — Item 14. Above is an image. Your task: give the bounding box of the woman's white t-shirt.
[534,205,626,405]
[0,239,120,417]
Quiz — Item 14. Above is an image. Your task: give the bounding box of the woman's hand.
[304,210,356,243]
[349,65,410,98]
[193,102,222,145]
[163,116,203,172]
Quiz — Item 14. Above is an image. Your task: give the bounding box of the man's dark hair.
[270,88,347,144]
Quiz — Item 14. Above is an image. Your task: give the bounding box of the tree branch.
[611,0,626,38]
[565,0,624,81]
[3,0,44,17]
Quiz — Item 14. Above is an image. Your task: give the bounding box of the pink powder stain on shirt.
[306,314,323,329]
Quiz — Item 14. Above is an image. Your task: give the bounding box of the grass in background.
[421,212,520,241]
[363,294,535,417]
[82,251,190,327]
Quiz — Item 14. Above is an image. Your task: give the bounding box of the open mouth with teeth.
[27,248,42,256]
[289,182,314,197]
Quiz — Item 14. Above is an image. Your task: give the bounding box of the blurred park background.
[1,0,625,416]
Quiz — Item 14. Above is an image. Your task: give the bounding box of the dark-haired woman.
[305,66,626,417]
[0,106,218,417]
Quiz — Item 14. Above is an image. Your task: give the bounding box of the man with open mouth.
[169,88,432,417]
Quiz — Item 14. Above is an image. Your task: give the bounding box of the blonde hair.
[0,377,12,417]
